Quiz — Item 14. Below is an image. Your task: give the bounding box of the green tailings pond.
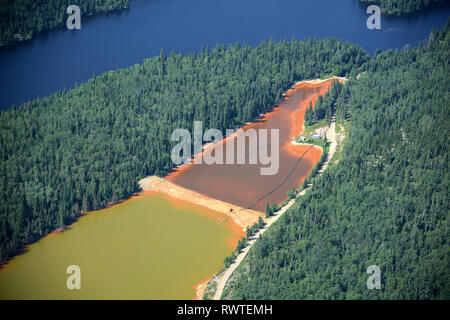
[0,192,240,299]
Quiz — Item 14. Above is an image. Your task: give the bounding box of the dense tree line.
[226,22,449,299]
[223,217,265,270]
[0,37,367,264]
[304,80,343,126]
[359,0,447,14]
[0,0,129,46]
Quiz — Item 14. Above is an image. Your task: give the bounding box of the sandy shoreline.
[138,176,264,231]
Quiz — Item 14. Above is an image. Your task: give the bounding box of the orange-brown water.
[167,79,337,212]
[0,192,242,299]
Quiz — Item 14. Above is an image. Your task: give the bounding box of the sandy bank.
[138,176,263,231]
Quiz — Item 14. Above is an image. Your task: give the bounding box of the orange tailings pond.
[166,77,341,212]
[0,77,341,299]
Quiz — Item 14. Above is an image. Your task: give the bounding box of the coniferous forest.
[225,22,450,299]
[0,0,130,46]
[0,38,368,264]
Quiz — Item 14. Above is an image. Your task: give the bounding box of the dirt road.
[212,119,343,300]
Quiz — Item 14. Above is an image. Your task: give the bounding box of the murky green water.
[0,192,239,299]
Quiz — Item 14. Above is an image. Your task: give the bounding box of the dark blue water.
[0,0,449,109]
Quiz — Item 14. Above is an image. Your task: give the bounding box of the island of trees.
[0,0,130,46]
[359,0,447,15]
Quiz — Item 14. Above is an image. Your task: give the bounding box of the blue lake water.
[0,0,449,109]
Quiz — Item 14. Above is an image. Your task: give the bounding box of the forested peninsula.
[0,38,367,264]
[0,0,130,46]
[225,22,450,299]
[359,0,448,15]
